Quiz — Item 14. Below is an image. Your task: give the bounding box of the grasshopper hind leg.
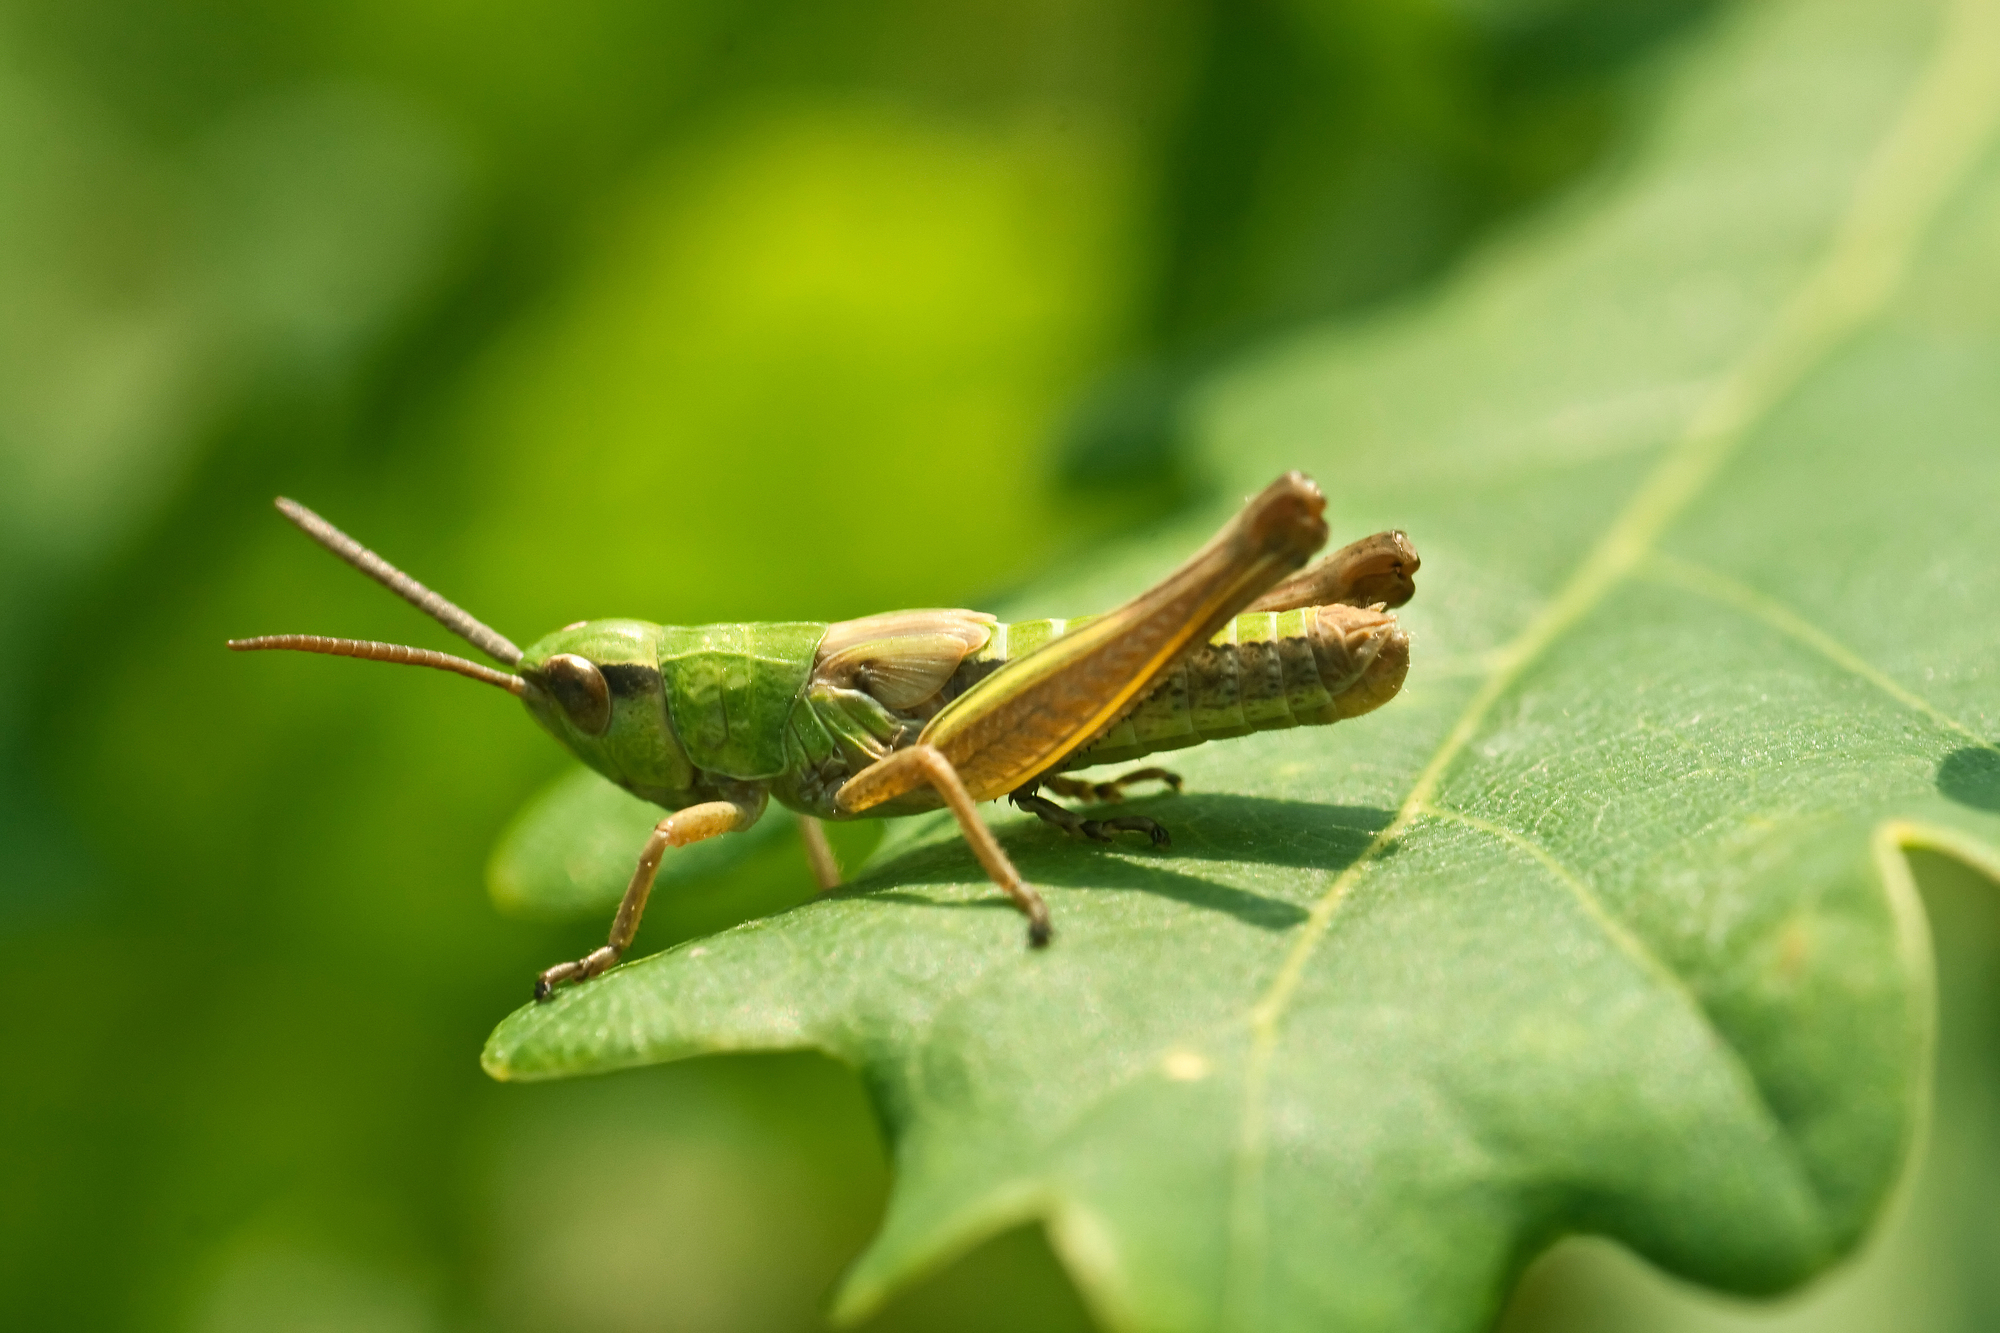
[1011,785,1172,848]
[1041,768,1183,804]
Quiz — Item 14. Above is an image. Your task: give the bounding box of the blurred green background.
[4,1,1993,1330]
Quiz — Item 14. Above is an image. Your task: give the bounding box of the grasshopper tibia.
[799,815,841,891]
[836,744,1052,946]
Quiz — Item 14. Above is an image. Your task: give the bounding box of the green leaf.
[482,0,2000,1329]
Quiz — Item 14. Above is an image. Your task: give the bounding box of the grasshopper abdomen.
[952,601,1409,775]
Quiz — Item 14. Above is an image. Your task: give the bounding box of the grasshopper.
[231,473,1416,999]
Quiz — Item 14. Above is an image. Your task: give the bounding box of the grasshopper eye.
[544,653,611,735]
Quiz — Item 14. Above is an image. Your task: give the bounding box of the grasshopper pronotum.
[231,473,1416,999]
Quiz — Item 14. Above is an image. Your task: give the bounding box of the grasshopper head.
[515,619,694,797]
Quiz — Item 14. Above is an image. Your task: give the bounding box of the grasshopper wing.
[814,610,996,711]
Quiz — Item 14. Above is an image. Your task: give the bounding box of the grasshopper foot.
[1082,815,1171,848]
[533,945,620,1002]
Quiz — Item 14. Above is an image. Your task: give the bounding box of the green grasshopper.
[230,473,1416,999]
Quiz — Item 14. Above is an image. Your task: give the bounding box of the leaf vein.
[1641,551,2000,753]
[1419,803,1816,1200]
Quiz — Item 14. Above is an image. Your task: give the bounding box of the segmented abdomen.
[953,603,1409,773]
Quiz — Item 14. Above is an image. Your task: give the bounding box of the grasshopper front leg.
[535,797,762,999]
[834,472,1329,944]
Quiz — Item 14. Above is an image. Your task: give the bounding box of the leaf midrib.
[1219,0,2000,1319]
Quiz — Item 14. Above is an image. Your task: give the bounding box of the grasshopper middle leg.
[799,815,841,891]
[835,743,1052,946]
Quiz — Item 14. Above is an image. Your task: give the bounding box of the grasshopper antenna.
[271,497,523,666]
[226,634,526,695]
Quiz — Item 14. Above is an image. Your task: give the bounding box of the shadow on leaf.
[846,794,1393,932]
[1937,745,2000,813]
